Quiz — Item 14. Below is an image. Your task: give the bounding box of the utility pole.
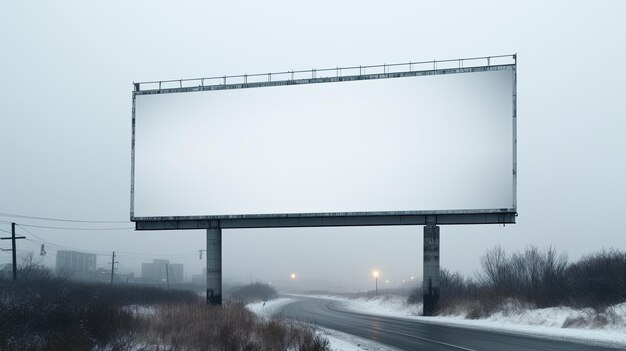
[109,251,118,285]
[1,223,26,281]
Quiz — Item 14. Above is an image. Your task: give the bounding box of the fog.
[1,1,625,292]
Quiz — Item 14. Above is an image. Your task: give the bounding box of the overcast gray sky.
[1,1,625,291]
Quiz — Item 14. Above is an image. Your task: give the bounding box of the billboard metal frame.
[131,55,517,230]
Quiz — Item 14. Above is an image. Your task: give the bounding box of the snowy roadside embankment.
[245,297,296,320]
[318,327,402,351]
[287,293,422,319]
[432,301,626,346]
[246,297,398,350]
[463,301,626,331]
[292,294,626,347]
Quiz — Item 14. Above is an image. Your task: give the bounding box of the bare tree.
[18,251,52,281]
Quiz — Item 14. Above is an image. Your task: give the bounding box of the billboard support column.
[423,224,440,316]
[206,228,222,305]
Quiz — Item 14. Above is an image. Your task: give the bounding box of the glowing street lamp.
[372,270,379,295]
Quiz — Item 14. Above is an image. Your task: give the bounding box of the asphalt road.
[279,296,623,351]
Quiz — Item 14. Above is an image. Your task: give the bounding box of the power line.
[16,225,112,255]
[17,225,66,247]
[0,219,134,231]
[16,224,55,244]
[114,250,197,257]
[18,226,195,259]
[10,225,198,268]
[17,242,95,259]
[0,211,129,224]
[17,223,133,231]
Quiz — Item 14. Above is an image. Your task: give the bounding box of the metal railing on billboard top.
[133,54,516,92]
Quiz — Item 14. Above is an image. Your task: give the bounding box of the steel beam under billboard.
[131,56,517,229]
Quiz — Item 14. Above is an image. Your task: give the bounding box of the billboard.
[131,59,516,229]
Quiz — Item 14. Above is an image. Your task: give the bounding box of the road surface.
[278,296,622,351]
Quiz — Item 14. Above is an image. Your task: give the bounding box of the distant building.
[141,259,183,284]
[56,250,96,280]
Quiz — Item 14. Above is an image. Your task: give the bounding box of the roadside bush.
[228,282,278,304]
[1,263,328,350]
[142,302,329,351]
[476,245,569,308]
[0,266,199,350]
[567,249,626,308]
[407,285,423,305]
[406,246,626,317]
[436,269,482,315]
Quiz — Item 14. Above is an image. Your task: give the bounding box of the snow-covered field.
[293,294,626,348]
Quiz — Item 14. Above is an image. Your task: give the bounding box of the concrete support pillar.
[206,228,222,305]
[423,225,440,316]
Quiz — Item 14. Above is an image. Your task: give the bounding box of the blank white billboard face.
[132,68,515,219]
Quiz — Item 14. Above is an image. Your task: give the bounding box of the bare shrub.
[436,269,480,313]
[566,249,626,308]
[475,245,569,308]
[0,268,199,350]
[407,285,423,305]
[408,246,624,317]
[17,252,55,281]
[1,267,328,350]
[562,308,623,329]
[141,302,329,350]
[227,282,278,304]
[465,301,489,320]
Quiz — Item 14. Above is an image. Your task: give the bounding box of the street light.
[372,270,379,296]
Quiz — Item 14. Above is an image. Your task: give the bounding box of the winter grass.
[1,269,329,351]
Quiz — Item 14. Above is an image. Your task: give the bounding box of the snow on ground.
[245,297,296,320]
[478,301,626,331]
[246,298,398,350]
[294,294,626,348]
[288,293,422,319]
[318,327,402,351]
[123,304,157,317]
